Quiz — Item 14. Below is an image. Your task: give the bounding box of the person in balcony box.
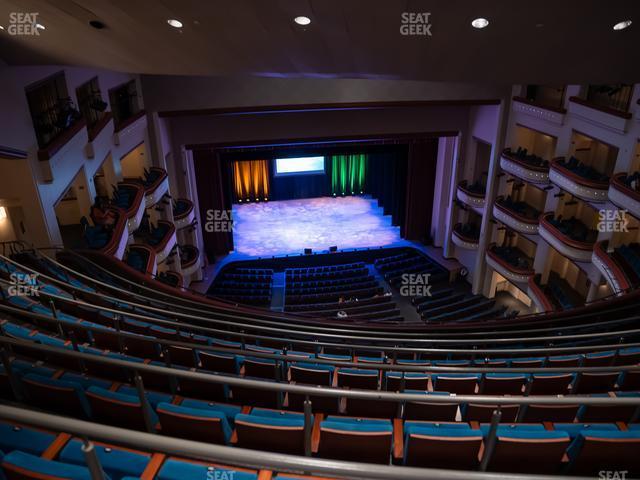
[90,196,117,229]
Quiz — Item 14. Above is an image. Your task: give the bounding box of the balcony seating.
[453,222,480,241]
[234,409,307,454]
[495,195,540,222]
[614,243,640,286]
[403,422,482,469]
[554,156,610,184]
[156,402,233,444]
[506,147,550,170]
[317,417,393,464]
[547,216,597,245]
[566,429,640,475]
[488,245,534,272]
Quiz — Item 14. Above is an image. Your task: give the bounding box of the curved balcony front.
[145,220,177,263]
[126,244,157,276]
[88,209,128,260]
[112,183,145,234]
[500,148,550,184]
[493,197,540,235]
[549,158,609,203]
[485,244,535,284]
[592,241,632,295]
[180,245,201,277]
[456,180,486,212]
[527,275,555,313]
[451,223,480,250]
[173,198,196,230]
[539,213,596,262]
[609,172,640,220]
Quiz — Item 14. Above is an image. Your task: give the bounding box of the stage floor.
[231,196,402,257]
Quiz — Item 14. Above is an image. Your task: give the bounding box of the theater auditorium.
[0,2,639,479]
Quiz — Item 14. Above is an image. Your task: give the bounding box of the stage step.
[270,271,286,311]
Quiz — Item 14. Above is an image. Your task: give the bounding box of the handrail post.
[68,330,87,373]
[113,314,125,354]
[81,437,106,480]
[303,396,312,456]
[162,347,178,395]
[1,347,23,401]
[630,405,640,424]
[49,299,64,337]
[133,372,155,433]
[479,408,502,472]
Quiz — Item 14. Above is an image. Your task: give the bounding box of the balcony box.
[126,167,170,209]
[115,183,146,234]
[512,96,566,126]
[94,210,128,260]
[486,245,535,284]
[173,198,195,230]
[592,241,632,295]
[539,213,595,262]
[451,223,479,250]
[493,197,540,235]
[112,110,146,151]
[500,148,549,184]
[84,113,114,160]
[147,221,177,264]
[126,244,157,276]
[568,96,631,135]
[37,119,87,183]
[180,245,201,277]
[549,158,609,203]
[527,276,555,313]
[456,180,485,212]
[609,173,640,220]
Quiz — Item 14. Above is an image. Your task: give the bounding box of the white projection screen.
[274,156,325,176]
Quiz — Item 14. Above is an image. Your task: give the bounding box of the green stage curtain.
[233,160,270,201]
[331,154,367,195]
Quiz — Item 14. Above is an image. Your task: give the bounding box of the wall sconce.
[0,206,6,221]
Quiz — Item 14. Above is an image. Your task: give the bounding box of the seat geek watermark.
[7,12,41,35]
[206,468,235,480]
[399,273,432,297]
[599,471,628,480]
[597,208,629,233]
[400,12,432,36]
[8,273,39,297]
[204,209,234,233]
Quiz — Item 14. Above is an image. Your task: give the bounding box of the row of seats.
[507,146,549,168]
[210,266,274,306]
[556,156,609,183]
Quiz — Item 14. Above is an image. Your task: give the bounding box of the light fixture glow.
[0,207,6,221]
[0,25,4,30]
[613,20,632,30]
[167,19,183,28]
[471,17,489,29]
[36,23,45,30]
[294,16,311,26]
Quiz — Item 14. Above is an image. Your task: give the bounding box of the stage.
[231,196,402,257]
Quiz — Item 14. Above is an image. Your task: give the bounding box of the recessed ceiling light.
[294,16,311,26]
[471,18,489,29]
[89,20,106,30]
[36,23,45,30]
[613,20,632,31]
[0,25,4,30]
[167,19,183,28]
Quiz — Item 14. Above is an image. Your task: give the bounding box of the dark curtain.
[192,149,234,263]
[404,140,439,242]
[366,148,409,234]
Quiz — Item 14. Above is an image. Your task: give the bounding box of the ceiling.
[0,0,639,83]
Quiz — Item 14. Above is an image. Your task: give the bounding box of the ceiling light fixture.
[294,16,311,26]
[36,23,45,30]
[0,25,4,30]
[471,18,489,29]
[613,20,632,31]
[167,19,183,28]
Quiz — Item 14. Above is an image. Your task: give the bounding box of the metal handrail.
[5,249,638,341]
[3,282,640,350]
[3,303,640,373]
[0,405,596,480]
[2,336,640,405]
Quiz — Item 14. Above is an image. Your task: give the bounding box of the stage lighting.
[238,199,242,202]
[264,197,268,201]
[351,191,354,195]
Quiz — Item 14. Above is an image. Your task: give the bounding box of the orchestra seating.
[209,267,274,306]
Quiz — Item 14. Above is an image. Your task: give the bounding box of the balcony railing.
[527,275,555,313]
[539,213,596,262]
[609,172,640,220]
[592,241,632,294]
[500,148,550,184]
[549,157,609,203]
[493,196,540,235]
[486,244,535,283]
[451,223,480,250]
[456,180,486,211]
[173,198,196,230]
[585,84,634,115]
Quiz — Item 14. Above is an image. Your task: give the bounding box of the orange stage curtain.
[233,160,270,201]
